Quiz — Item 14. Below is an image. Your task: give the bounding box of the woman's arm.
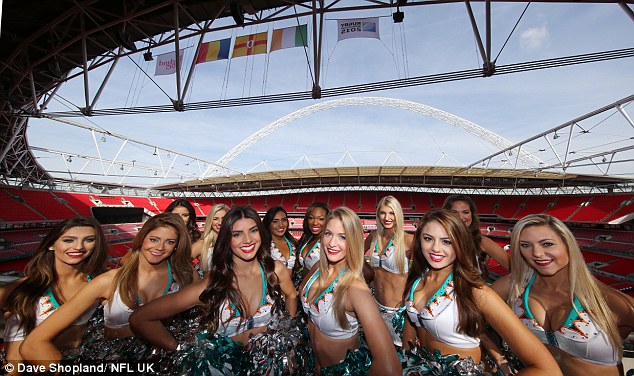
[480,332,513,376]
[401,315,417,350]
[476,286,562,376]
[129,276,207,351]
[119,250,131,266]
[489,275,511,300]
[364,230,376,253]
[404,233,415,259]
[602,285,634,338]
[481,236,511,272]
[348,280,401,376]
[0,277,25,309]
[274,261,297,317]
[19,270,116,365]
[191,239,203,259]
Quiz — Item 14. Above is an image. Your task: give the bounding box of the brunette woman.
[401,209,560,375]
[0,217,107,373]
[20,213,196,366]
[128,206,297,374]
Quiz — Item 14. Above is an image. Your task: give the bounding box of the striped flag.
[270,24,308,52]
[196,38,231,64]
[232,32,268,58]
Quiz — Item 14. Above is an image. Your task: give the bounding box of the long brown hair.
[198,206,282,333]
[404,209,485,337]
[6,217,107,334]
[165,199,201,243]
[262,206,299,249]
[111,213,194,309]
[442,194,488,278]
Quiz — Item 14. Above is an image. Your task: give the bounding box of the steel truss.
[1,0,633,190]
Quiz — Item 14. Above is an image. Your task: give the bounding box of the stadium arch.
[204,97,543,177]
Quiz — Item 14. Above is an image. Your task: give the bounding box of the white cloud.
[520,26,550,50]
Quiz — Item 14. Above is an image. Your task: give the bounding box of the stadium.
[1,0,633,374]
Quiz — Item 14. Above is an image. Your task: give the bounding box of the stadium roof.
[1,1,633,194]
[156,165,632,194]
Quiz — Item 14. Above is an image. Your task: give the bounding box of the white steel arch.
[205,97,542,177]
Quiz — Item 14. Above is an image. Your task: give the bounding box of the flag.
[270,24,308,52]
[154,49,185,76]
[337,17,380,41]
[196,38,231,64]
[232,32,268,58]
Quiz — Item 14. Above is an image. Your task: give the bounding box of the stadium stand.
[473,195,500,216]
[329,191,346,209]
[231,196,250,208]
[357,192,377,213]
[0,189,45,222]
[16,190,78,220]
[492,196,525,219]
[123,196,159,214]
[571,195,631,222]
[514,196,554,219]
[543,195,589,221]
[53,192,94,216]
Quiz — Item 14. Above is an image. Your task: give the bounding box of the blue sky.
[26,3,634,187]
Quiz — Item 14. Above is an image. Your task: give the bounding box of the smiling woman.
[401,209,561,375]
[297,202,330,281]
[18,213,196,368]
[0,217,108,375]
[300,207,401,375]
[128,206,298,374]
[491,214,634,376]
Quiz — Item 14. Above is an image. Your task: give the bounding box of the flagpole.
[183,18,215,101]
[311,0,323,99]
[173,2,184,111]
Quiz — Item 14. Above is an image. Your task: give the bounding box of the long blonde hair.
[375,195,407,274]
[317,207,365,330]
[200,203,230,272]
[508,214,622,353]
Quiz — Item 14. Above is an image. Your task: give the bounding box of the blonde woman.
[491,214,634,376]
[300,207,401,375]
[20,213,196,366]
[192,203,229,272]
[363,195,414,347]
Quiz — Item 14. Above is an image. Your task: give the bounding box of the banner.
[232,32,268,58]
[270,24,308,52]
[337,17,380,41]
[154,50,185,75]
[196,38,231,63]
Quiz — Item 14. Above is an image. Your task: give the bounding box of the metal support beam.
[620,1,634,22]
[81,12,91,115]
[174,1,184,110]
